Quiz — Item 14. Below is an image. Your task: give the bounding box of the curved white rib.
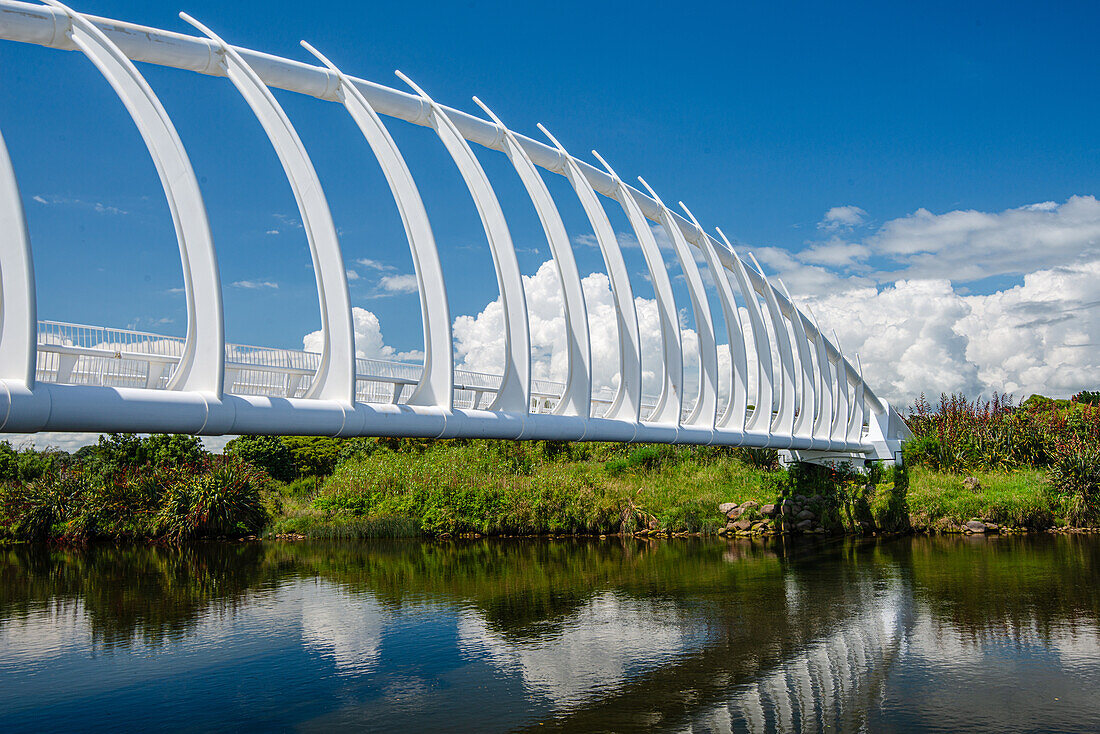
[539,125,641,423]
[778,279,815,441]
[396,72,529,413]
[848,356,866,445]
[0,127,35,387]
[806,307,835,447]
[300,43,452,409]
[591,154,681,425]
[832,330,851,444]
[50,1,223,394]
[472,97,590,418]
[637,177,719,428]
[680,205,748,431]
[180,13,355,404]
[748,253,796,441]
[716,229,774,436]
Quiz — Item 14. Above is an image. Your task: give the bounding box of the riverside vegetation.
[0,391,1097,543]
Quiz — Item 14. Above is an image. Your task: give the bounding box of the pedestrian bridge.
[0,1,908,463]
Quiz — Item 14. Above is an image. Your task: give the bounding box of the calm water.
[1,535,1098,732]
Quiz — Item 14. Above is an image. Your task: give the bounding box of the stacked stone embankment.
[717,494,828,537]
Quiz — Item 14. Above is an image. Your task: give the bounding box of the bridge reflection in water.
[1,536,1099,732]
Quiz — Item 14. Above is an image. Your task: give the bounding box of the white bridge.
[0,1,908,463]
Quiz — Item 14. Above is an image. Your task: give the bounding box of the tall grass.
[280,440,782,537]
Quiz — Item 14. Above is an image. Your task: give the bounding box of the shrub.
[1047,436,1100,526]
[224,435,295,482]
[0,441,18,482]
[281,436,345,478]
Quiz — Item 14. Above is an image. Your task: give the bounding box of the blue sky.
[1,0,1097,416]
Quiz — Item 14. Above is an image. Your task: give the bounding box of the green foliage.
[143,434,205,468]
[281,440,783,538]
[0,442,18,482]
[224,435,295,482]
[0,456,268,542]
[74,433,207,481]
[154,459,267,540]
[280,436,345,478]
[1047,436,1100,526]
[1073,390,1100,407]
[905,392,1100,526]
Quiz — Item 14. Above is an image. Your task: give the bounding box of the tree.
[224,435,295,482]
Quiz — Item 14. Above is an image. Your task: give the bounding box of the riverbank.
[1,389,1097,543]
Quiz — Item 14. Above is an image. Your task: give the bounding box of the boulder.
[781,504,794,516]
[718,502,738,515]
[794,494,808,504]
[963,476,982,492]
[796,509,816,522]
[965,520,987,533]
[795,519,813,531]
[726,507,743,520]
[761,504,778,517]
[732,518,753,531]
[739,500,761,512]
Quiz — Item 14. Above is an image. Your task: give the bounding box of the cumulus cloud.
[865,196,1100,282]
[377,273,418,294]
[452,259,710,407]
[448,198,1100,410]
[303,306,423,363]
[818,205,867,230]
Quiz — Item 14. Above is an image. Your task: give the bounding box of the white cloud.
[356,258,394,271]
[452,259,709,406]
[819,205,867,230]
[377,273,418,294]
[230,280,279,290]
[803,260,1100,406]
[265,229,279,235]
[31,194,127,215]
[866,196,1100,282]
[345,269,359,281]
[303,306,423,363]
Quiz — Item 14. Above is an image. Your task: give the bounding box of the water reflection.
[1,535,1098,732]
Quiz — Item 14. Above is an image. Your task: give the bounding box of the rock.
[761,504,778,517]
[985,523,1000,532]
[648,519,659,530]
[781,504,794,516]
[732,518,753,531]
[726,507,743,520]
[739,500,760,512]
[796,509,816,522]
[795,519,813,531]
[794,494,807,504]
[718,502,738,515]
[965,520,988,533]
[810,494,824,504]
[964,476,982,492]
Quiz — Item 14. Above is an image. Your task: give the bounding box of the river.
[1,534,1098,732]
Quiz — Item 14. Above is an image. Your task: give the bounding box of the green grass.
[273,442,786,538]
[907,467,1054,528]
